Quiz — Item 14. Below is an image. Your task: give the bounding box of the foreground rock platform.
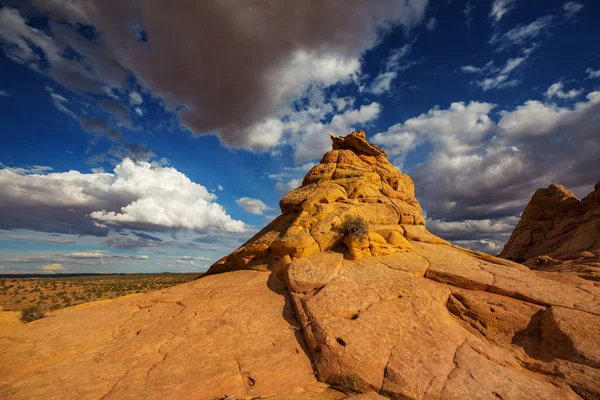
[1,132,599,399]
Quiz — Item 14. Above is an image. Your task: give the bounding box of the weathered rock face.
[2,132,600,399]
[208,131,445,275]
[500,181,600,282]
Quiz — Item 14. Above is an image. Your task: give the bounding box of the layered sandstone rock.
[500,181,600,282]
[1,132,599,399]
[207,131,444,275]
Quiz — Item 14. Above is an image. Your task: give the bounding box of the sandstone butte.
[1,131,599,400]
[500,181,600,283]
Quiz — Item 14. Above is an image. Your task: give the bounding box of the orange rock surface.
[500,181,600,282]
[1,132,599,399]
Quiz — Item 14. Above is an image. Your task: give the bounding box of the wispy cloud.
[563,2,583,19]
[489,15,553,50]
[489,0,517,23]
[370,40,420,95]
[587,68,600,79]
[460,57,527,91]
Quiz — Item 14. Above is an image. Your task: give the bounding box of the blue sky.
[0,0,599,274]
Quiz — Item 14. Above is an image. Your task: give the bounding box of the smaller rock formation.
[207,130,446,275]
[500,181,600,281]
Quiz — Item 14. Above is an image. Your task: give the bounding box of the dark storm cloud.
[1,0,428,152]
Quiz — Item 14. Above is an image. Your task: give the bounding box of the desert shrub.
[340,216,369,238]
[332,373,372,393]
[20,306,45,323]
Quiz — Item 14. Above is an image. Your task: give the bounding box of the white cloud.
[461,65,483,74]
[586,68,600,79]
[453,239,506,254]
[545,82,582,99]
[0,89,11,97]
[373,101,495,160]
[275,179,303,196]
[370,72,398,95]
[0,158,245,235]
[235,197,273,216]
[292,102,382,163]
[41,263,64,272]
[374,92,600,252]
[268,163,316,195]
[563,2,583,18]
[369,41,417,95]
[461,57,528,91]
[134,107,143,116]
[490,0,517,23]
[129,91,143,105]
[489,15,553,50]
[332,97,354,112]
[477,57,526,90]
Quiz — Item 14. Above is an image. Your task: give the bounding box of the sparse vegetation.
[20,306,45,323]
[340,216,369,238]
[0,273,199,313]
[332,373,372,394]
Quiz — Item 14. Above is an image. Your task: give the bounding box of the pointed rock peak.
[330,130,386,157]
[206,130,448,276]
[532,183,579,203]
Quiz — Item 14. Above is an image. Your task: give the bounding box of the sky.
[0,0,599,274]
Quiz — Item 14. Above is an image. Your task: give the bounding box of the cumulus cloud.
[545,82,582,99]
[373,101,495,163]
[292,102,382,163]
[1,1,428,154]
[235,197,273,216]
[0,158,245,236]
[374,91,600,251]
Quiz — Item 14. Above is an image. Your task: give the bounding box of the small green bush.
[340,216,369,238]
[20,306,45,323]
